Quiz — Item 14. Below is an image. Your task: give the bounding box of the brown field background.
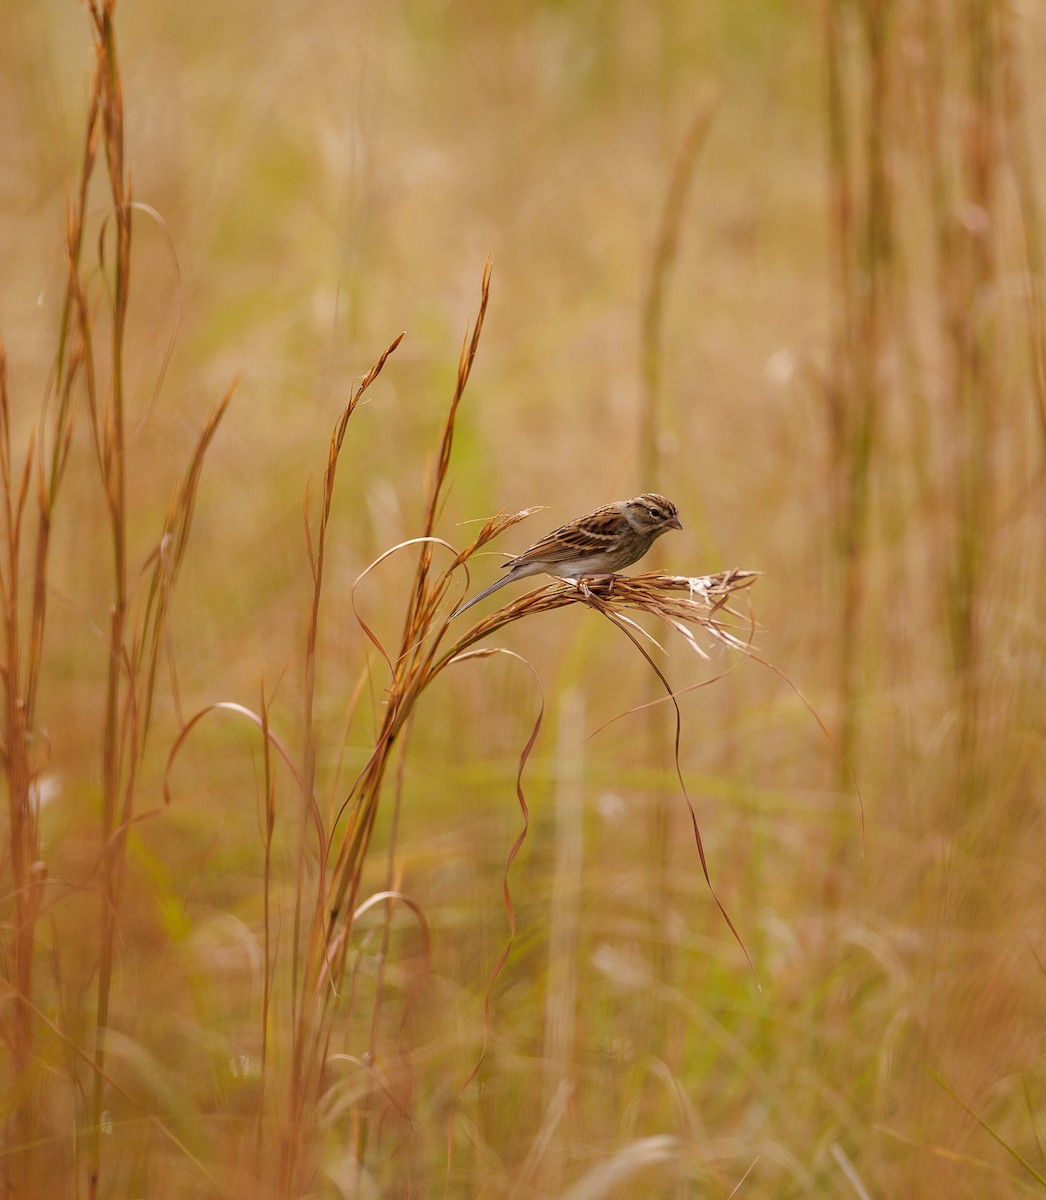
[1,2,1045,1197]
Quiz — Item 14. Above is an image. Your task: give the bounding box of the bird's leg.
[573,574,618,600]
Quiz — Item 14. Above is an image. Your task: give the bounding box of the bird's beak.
[667,514,683,531]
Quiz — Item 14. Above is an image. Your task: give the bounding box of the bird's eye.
[647,506,662,519]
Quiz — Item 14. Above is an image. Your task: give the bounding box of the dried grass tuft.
[442,567,759,658]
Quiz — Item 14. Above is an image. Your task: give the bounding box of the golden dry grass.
[1,2,1045,1198]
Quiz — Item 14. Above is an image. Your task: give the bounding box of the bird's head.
[622,493,683,537]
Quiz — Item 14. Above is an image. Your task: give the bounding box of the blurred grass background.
[1,1,1045,1197]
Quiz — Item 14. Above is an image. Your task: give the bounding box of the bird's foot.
[574,574,618,600]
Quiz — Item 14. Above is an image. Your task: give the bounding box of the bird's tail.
[447,571,514,621]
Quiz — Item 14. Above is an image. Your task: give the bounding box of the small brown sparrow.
[449,493,682,619]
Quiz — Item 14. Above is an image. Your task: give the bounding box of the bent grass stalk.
[160,250,760,1192]
[323,336,762,1180]
[638,91,718,1039]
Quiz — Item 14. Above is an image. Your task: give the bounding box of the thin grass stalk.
[920,0,968,700]
[847,0,892,778]
[369,710,413,1064]
[44,69,101,507]
[325,268,490,933]
[922,1063,1046,1190]
[825,0,857,364]
[0,7,132,1188]
[0,345,44,1190]
[279,334,402,1197]
[257,683,277,1172]
[133,382,234,746]
[947,0,999,792]
[407,259,491,634]
[278,273,491,1195]
[35,7,238,1190]
[0,21,108,1199]
[20,25,104,752]
[636,92,716,1072]
[349,713,417,1180]
[94,0,133,846]
[824,0,857,792]
[999,6,1046,453]
[920,0,1002,807]
[302,332,404,806]
[86,6,132,1190]
[296,331,403,1012]
[823,0,895,809]
[539,688,585,1188]
[639,90,717,488]
[0,25,107,1189]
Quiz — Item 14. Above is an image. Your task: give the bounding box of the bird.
[448,492,682,620]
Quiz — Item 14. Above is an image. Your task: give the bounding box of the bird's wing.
[505,506,621,567]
